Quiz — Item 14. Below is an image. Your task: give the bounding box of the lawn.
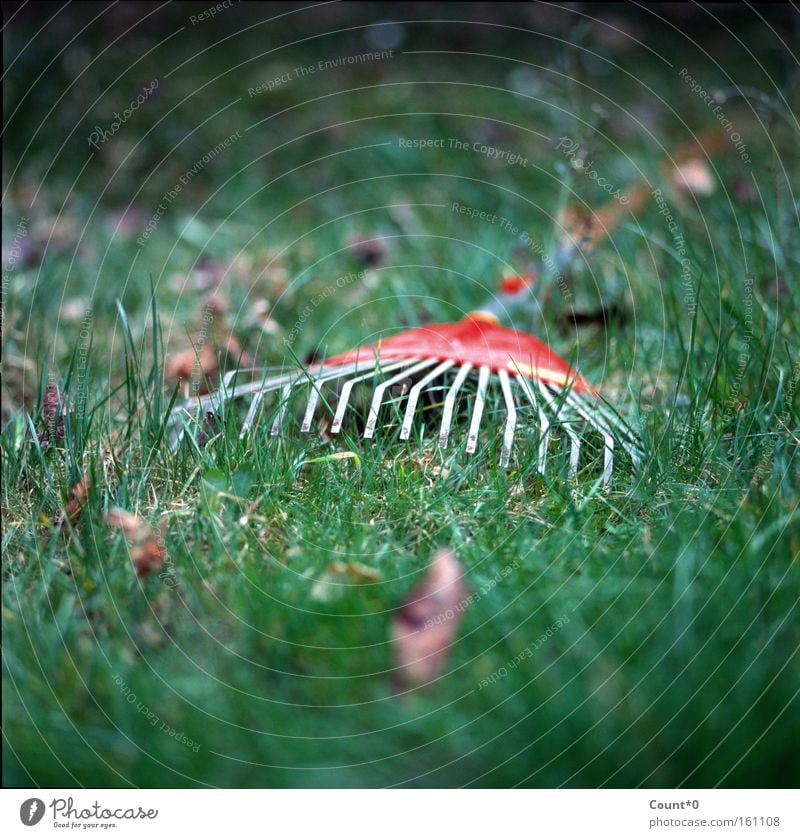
[2,3,798,788]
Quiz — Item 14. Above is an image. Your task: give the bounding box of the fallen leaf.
[663,129,724,198]
[666,157,715,197]
[391,549,469,687]
[130,536,167,578]
[558,182,650,255]
[105,506,166,578]
[245,298,281,336]
[55,475,91,528]
[559,205,603,254]
[104,507,145,539]
[202,291,229,318]
[165,344,218,395]
[165,293,251,396]
[310,561,382,602]
[347,235,387,267]
[40,383,65,449]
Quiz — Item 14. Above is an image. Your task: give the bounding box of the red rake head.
[168,313,640,485]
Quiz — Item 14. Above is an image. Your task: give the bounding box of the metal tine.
[300,359,381,433]
[241,390,266,437]
[516,376,551,474]
[497,369,517,468]
[167,412,188,451]
[301,388,322,433]
[583,394,644,465]
[174,360,383,442]
[542,378,640,463]
[364,358,441,439]
[270,381,295,436]
[562,389,614,487]
[438,363,473,449]
[167,398,223,451]
[331,357,422,435]
[269,365,343,437]
[465,365,491,454]
[187,371,297,414]
[399,359,455,441]
[238,362,364,439]
[536,380,581,478]
[221,366,277,390]
[169,403,216,451]
[170,368,289,439]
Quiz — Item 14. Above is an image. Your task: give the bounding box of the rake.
[166,272,643,486]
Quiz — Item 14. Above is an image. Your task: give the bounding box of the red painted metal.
[498,273,536,294]
[320,315,592,393]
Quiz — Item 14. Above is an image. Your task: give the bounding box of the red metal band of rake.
[318,313,594,395]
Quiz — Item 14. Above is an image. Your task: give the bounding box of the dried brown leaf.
[55,475,91,528]
[105,506,166,578]
[41,383,65,448]
[666,157,715,197]
[105,506,147,539]
[165,344,218,395]
[559,182,651,256]
[131,537,166,578]
[391,549,469,686]
[664,129,724,198]
[202,291,229,317]
[165,292,252,396]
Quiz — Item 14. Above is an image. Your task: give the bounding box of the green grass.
[2,4,799,788]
